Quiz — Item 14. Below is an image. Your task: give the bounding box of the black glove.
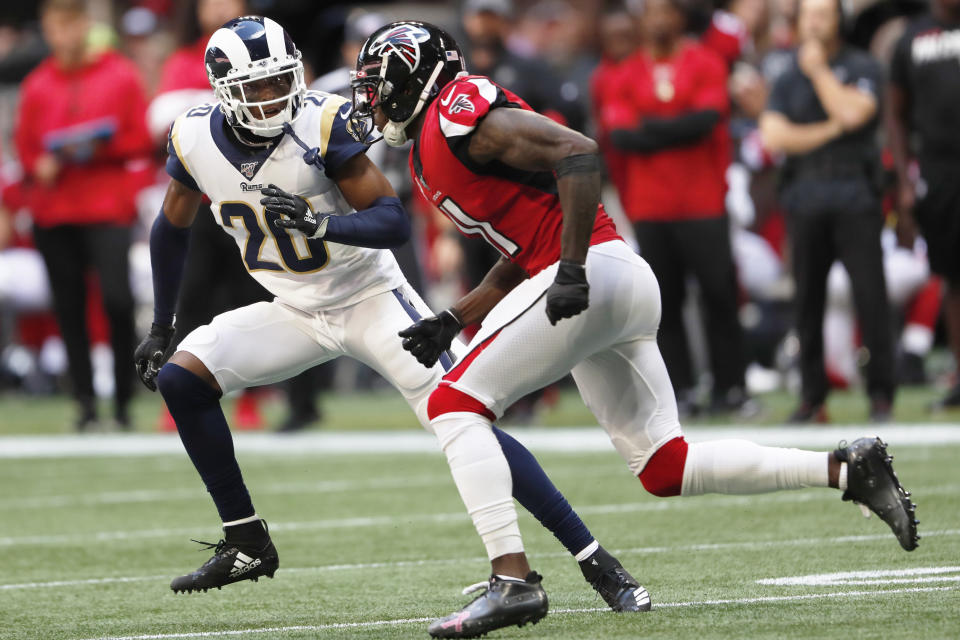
[261,184,326,238]
[134,323,175,391]
[545,260,589,325]
[398,309,463,368]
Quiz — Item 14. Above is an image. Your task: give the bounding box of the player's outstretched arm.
[470,108,601,324]
[134,179,201,391]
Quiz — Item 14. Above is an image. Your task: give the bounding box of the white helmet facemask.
[212,58,306,138]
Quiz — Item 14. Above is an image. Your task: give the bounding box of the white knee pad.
[682,440,829,496]
[432,412,523,560]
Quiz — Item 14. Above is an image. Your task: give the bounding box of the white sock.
[495,574,527,582]
[681,440,830,496]
[838,462,848,492]
[223,514,259,527]
[575,539,600,562]
[432,412,523,560]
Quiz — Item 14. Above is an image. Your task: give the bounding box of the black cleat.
[428,572,548,639]
[579,545,651,612]
[170,519,279,593]
[835,438,919,551]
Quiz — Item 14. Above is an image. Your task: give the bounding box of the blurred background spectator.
[760,0,894,422]
[887,0,960,410]
[0,0,956,430]
[602,0,749,418]
[14,0,151,430]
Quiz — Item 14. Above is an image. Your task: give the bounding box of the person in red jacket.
[15,0,151,430]
[604,0,748,416]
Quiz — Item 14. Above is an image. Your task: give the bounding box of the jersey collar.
[209,109,285,181]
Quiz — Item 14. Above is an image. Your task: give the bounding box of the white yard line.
[5,529,958,591]
[71,586,958,640]
[3,425,960,459]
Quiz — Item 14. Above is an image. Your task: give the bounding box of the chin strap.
[383,61,445,147]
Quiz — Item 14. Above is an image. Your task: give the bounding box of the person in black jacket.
[887,0,960,410]
[760,0,894,422]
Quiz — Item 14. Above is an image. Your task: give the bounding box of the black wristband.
[555,260,587,283]
[151,322,175,339]
[555,153,600,179]
[442,308,464,329]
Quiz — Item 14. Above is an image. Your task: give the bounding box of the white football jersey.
[165,91,405,312]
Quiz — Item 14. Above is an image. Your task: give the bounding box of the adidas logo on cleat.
[632,587,651,609]
[229,552,262,577]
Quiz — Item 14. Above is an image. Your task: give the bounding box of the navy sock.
[493,426,595,556]
[157,364,255,522]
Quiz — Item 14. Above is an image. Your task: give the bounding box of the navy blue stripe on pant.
[391,288,456,370]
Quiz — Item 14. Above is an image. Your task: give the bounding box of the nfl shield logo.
[240,162,258,179]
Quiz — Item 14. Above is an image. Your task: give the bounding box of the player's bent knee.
[156,362,220,405]
[156,363,187,400]
[427,384,495,421]
[638,436,689,498]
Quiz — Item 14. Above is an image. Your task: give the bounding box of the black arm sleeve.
[610,109,721,153]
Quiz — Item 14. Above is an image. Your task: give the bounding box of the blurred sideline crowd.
[1,0,958,430]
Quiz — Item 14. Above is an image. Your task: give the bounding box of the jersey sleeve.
[318,95,368,174]
[165,114,201,192]
[436,76,516,139]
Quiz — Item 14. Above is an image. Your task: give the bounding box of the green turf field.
[2,385,960,435]
[1,429,958,640]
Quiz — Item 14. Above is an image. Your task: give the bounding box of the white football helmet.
[204,16,306,138]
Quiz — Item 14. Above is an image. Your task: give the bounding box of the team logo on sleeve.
[240,162,259,179]
[450,94,475,114]
[440,90,476,114]
[367,24,431,72]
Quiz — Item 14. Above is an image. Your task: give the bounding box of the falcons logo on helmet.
[367,24,431,72]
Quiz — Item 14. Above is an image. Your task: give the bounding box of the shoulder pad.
[310,93,366,173]
[436,76,503,138]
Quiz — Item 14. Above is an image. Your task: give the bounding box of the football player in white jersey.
[133,16,650,611]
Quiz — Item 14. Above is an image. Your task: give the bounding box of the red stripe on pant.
[427,329,503,421]
[442,328,503,384]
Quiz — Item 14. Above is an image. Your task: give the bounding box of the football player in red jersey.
[352,22,919,639]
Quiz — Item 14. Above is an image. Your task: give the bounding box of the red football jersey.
[410,75,621,277]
